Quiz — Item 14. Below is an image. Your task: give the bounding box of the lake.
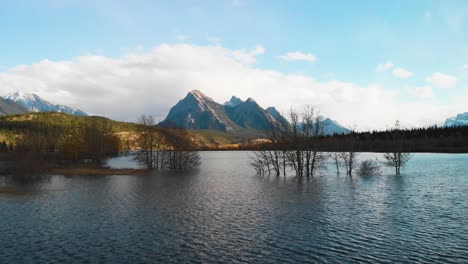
[1,152,467,263]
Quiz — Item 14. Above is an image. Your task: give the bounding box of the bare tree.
[340,126,359,177]
[301,106,327,177]
[250,152,266,175]
[383,120,412,176]
[135,115,166,170]
[162,128,200,170]
[250,149,284,176]
[340,151,358,177]
[383,152,412,176]
[288,109,303,177]
[250,106,327,178]
[330,152,341,175]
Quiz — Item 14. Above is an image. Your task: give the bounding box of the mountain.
[320,117,351,135]
[443,112,468,127]
[224,96,243,107]
[266,107,290,128]
[4,90,88,116]
[160,90,349,137]
[0,97,29,116]
[225,98,282,131]
[160,90,283,133]
[159,90,239,132]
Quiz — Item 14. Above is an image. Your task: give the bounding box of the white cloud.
[392,67,413,78]
[463,64,468,73]
[232,45,265,64]
[0,43,463,130]
[376,61,394,72]
[278,51,316,63]
[250,45,265,55]
[407,85,434,99]
[425,72,457,89]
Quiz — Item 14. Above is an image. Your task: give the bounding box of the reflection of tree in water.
[1,159,52,186]
[6,173,51,186]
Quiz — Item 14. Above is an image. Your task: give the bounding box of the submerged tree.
[251,106,327,178]
[340,151,359,177]
[134,115,166,170]
[339,128,359,177]
[383,152,412,176]
[383,120,412,175]
[357,159,381,177]
[250,149,285,176]
[301,106,328,177]
[164,128,200,170]
[133,115,200,171]
[330,152,341,176]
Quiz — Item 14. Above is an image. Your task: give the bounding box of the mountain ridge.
[4,90,88,116]
[159,90,240,132]
[160,90,349,136]
[443,112,468,127]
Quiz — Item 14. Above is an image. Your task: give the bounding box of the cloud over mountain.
[0,43,464,130]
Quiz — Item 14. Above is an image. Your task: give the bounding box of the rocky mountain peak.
[224,96,244,107]
[187,89,211,101]
[160,89,349,135]
[245,98,257,104]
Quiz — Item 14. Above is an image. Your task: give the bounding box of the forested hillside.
[0,112,242,153]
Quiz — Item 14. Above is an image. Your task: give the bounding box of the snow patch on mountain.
[5,90,88,116]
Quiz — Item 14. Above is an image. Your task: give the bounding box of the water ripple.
[1,152,467,263]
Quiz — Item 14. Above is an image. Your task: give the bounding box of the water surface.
[0,152,467,263]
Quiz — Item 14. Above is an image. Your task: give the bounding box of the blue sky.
[1,0,467,129]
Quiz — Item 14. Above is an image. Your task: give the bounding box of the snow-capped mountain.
[4,91,88,116]
[443,112,468,127]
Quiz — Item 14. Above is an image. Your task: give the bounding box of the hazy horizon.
[1,0,468,130]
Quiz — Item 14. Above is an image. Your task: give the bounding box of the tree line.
[310,123,468,153]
